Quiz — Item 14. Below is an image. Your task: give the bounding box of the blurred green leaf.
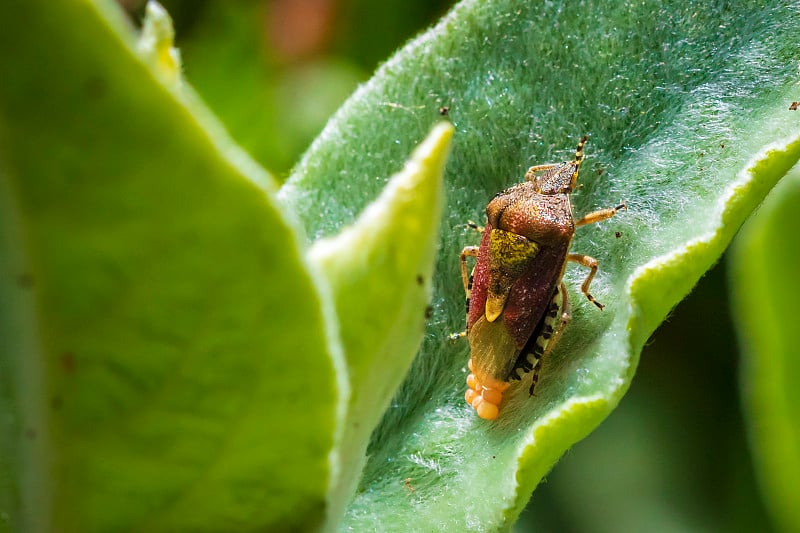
[0,1,345,531]
[278,0,800,529]
[333,0,452,70]
[730,166,800,533]
[170,0,365,176]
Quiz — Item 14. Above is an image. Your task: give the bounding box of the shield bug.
[456,136,625,420]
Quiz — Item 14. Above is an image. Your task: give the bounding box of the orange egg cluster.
[465,358,510,420]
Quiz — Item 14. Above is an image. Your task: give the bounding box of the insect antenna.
[568,135,589,191]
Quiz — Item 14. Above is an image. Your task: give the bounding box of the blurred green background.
[516,260,773,533]
[117,1,774,530]
[122,0,451,177]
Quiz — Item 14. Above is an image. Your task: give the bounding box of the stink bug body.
[457,137,624,420]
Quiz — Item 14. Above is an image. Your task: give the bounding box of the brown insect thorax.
[485,181,574,245]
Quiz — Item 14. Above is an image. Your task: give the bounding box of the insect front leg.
[567,253,604,310]
[449,246,480,341]
[524,163,560,183]
[574,202,627,227]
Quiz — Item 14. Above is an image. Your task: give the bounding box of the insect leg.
[574,202,627,227]
[567,253,604,309]
[541,282,571,359]
[465,220,485,233]
[459,246,479,298]
[450,246,480,341]
[524,163,560,182]
[528,283,572,395]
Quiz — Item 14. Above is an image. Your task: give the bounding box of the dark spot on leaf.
[424,305,434,319]
[416,274,424,286]
[615,231,622,238]
[438,106,449,116]
[17,273,34,288]
[720,143,725,148]
[61,352,75,373]
[84,76,107,99]
[790,101,799,110]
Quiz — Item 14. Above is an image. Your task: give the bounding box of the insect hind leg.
[508,283,571,395]
[528,282,571,395]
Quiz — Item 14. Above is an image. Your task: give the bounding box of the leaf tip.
[137,1,182,86]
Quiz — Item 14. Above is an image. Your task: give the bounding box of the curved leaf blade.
[309,122,453,525]
[0,1,344,531]
[279,0,800,530]
[730,167,800,533]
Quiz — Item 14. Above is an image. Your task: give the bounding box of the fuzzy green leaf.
[278,0,800,529]
[308,122,452,525]
[730,167,800,533]
[0,1,344,531]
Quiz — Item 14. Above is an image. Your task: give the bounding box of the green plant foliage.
[168,0,365,176]
[0,2,455,530]
[0,1,346,531]
[279,0,800,529]
[309,122,453,525]
[730,167,800,533]
[517,262,774,533]
[3,0,800,531]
